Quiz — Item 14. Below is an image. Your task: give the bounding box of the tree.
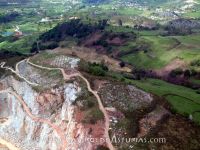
[119,61,125,68]
[118,19,123,26]
[184,70,191,78]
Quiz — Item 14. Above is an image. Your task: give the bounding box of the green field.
[125,78,200,124]
[120,34,200,69]
[0,34,39,53]
[109,71,200,124]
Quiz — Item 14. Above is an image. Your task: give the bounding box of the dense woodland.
[31,19,108,52]
[165,19,200,35]
[0,12,19,23]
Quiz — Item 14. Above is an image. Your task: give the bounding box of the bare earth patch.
[155,58,187,77]
[137,106,170,137]
[54,47,132,73]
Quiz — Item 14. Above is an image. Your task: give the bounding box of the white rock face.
[61,83,81,121]
[0,77,81,150]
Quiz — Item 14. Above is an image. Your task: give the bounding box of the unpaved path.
[0,62,38,86]
[0,58,115,150]
[0,89,67,150]
[0,138,20,150]
[27,59,115,150]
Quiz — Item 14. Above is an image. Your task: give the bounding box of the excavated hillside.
[1,52,199,150]
[0,54,110,150]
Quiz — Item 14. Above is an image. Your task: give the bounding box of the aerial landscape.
[0,0,200,149]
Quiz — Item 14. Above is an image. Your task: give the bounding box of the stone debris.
[50,55,80,69]
[99,82,153,111]
[137,106,170,137]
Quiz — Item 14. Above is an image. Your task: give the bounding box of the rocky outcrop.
[137,106,170,137]
[0,75,82,150]
[99,82,153,111]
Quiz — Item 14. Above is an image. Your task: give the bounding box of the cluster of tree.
[0,12,20,23]
[0,50,26,59]
[191,59,200,67]
[120,68,148,81]
[79,61,108,76]
[31,19,108,53]
[134,23,159,30]
[31,42,59,53]
[92,32,136,54]
[39,19,107,42]
[169,68,198,78]
[117,40,151,58]
[164,19,200,35]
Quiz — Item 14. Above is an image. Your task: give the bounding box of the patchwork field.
[121,34,200,69]
[126,78,200,124]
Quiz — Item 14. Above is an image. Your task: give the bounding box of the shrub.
[87,63,108,76]
[47,42,59,49]
[169,68,183,77]
[83,108,104,124]
[89,65,105,76]
[119,61,125,68]
[96,145,109,150]
[196,89,200,94]
[191,59,200,67]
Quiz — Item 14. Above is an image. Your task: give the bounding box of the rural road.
[27,58,115,150]
[0,138,19,150]
[0,89,67,150]
[0,62,38,86]
[0,58,115,150]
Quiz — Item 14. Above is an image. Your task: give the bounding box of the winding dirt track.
[0,58,115,150]
[0,89,67,150]
[0,62,38,86]
[27,59,115,150]
[0,138,19,150]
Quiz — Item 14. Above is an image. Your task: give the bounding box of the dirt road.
[0,62,38,86]
[0,138,20,150]
[0,89,67,150]
[0,58,115,150]
[27,59,115,150]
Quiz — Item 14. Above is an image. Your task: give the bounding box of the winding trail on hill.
[0,62,38,86]
[27,58,115,150]
[0,89,67,150]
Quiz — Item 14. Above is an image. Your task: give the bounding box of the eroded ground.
[0,54,109,150]
[0,52,200,150]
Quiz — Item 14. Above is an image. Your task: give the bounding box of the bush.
[184,70,191,78]
[83,108,104,124]
[170,68,183,77]
[80,63,108,76]
[119,61,125,68]
[96,145,109,150]
[47,42,59,49]
[89,65,106,76]
[196,89,200,94]
[81,98,96,110]
[191,59,200,67]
